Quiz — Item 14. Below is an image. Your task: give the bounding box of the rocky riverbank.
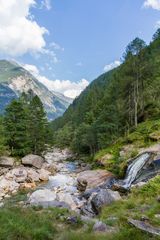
[0,145,160,218]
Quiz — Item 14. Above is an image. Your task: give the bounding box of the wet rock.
[131,182,147,188]
[77,170,114,190]
[128,218,160,236]
[46,174,75,191]
[22,154,44,169]
[29,189,56,206]
[0,156,14,167]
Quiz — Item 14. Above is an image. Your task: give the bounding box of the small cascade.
[123,152,151,189]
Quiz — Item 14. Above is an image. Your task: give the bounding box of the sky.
[0,0,160,98]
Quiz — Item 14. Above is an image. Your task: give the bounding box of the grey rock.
[93,221,107,232]
[0,156,14,167]
[0,202,4,208]
[77,170,114,190]
[32,200,70,209]
[38,169,50,181]
[12,168,28,183]
[57,192,77,210]
[29,189,56,206]
[22,154,44,169]
[93,221,117,233]
[128,218,160,236]
[91,189,121,214]
[27,168,40,182]
[67,216,79,224]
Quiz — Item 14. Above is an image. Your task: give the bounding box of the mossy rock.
[149,131,160,141]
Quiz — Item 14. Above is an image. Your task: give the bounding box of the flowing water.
[123,152,151,189]
[39,149,90,209]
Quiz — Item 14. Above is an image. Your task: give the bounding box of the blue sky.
[0,0,160,98]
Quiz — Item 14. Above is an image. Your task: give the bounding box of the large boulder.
[90,189,121,214]
[0,156,14,167]
[28,189,56,206]
[81,188,121,216]
[77,170,114,190]
[22,154,44,169]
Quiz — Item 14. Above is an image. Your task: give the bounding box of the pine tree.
[4,99,30,156]
[28,96,48,155]
[0,117,6,154]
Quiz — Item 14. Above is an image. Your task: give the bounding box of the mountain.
[51,32,160,154]
[0,60,72,120]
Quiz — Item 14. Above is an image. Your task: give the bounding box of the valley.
[0,8,160,240]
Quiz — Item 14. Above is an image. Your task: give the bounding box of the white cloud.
[41,0,51,10]
[103,60,121,72]
[0,0,48,56]
[23,64,89,99]
[143,0,160,10]
[155,20,160,28]
[50,42,64,51]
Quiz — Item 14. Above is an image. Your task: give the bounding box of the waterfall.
[123,153,151,189]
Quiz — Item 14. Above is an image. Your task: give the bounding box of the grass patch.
[94,119,160,177]
[100,176,160,240]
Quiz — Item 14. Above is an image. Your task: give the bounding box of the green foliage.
[3,94,49,156]
[0,207,67,240]
[51,30,160,156]
[4,99,30,156]
[94,119,160,176]
[54,124,74,148]
[0,117,7,154]
[1,177,160,240]
[100,176,160,240]
[28,95,48,154]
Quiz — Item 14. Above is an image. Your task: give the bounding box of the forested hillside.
[0,94,50,156]
[51,29,160,154]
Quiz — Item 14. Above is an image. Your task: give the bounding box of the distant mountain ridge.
[0,60,72,120]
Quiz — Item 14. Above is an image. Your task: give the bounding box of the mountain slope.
[51,33,160,153]
[0,60,72,120]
